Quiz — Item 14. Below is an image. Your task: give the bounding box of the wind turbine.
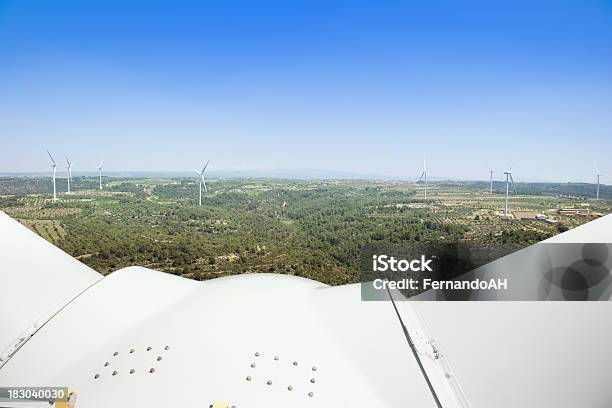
[97,159,104,190]
[489,170,494,194]
[195,160,209,205]
[47,150,57,202]
[503,168,516,217]
[65,156,73,194]
[596,166,603,199]
[418,157,427,200]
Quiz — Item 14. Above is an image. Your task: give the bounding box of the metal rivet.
[113,352,118,356]
[157,356,162,361]
[255,352,260,357]
[104,362,109,367]
[246,376,252,381]
[287,385,293,391]
[292,361,298,366]
[129,348,135,354]
[310,378,316,383]
[308,392,314,397]
[94,374,100,379]
[129,369,135,374]
[267,380,272,385]
[312,366,317,371]
[250,363,256,368]
[146,346,152,351]
[149,368,155,373]
[112,371,118,376]
[274,356,279,361]
[164,345,170,350]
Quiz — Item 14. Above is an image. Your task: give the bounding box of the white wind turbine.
[195,160,210,205]
[503,168,516,217]
[66,156,73,194]
[418,157,427,200]
[596,166,604,200]
[47,150,57,202]
[97,159,104,190]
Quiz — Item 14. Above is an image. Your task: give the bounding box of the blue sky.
[0,0,611,181]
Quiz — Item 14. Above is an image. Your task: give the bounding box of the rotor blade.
[202,160,210,173]
[46,150,56,165]
[194,170,202,176]
[98,158,104,168]
[65,156,71,166]
[202,177,208,192]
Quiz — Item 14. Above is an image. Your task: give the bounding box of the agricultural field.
[0,176,610,285]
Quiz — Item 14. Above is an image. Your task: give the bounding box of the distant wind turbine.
[489,170,494,194]
[195,160,210,205]
[97,159,104,190]
[503,168,516,216]
[66,156,73,194]
[418,157,427,200]
[47,150,57,202]
[596,166,604,199]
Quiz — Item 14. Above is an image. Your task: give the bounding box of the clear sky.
[0,0,610,182]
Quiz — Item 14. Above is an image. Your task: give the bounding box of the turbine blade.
[66,156,71,166]
[202,177,208,192]
[46,150,56,165]
[202,160,210,173]
[98,158,104,168]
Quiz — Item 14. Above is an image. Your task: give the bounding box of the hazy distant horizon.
[0,168,607,185]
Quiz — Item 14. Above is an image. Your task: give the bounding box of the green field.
[1,176,610,285]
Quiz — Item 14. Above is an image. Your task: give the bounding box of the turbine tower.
[97,159,104,190]
[489,170,494,194]
[596,167,603,199]
[195,160,210,205]
[503,169,516,217]
[47,150,57,202]
[66,156,73,194]
[418,157,427,200]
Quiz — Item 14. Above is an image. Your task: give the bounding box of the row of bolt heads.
[94,345,169,379]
